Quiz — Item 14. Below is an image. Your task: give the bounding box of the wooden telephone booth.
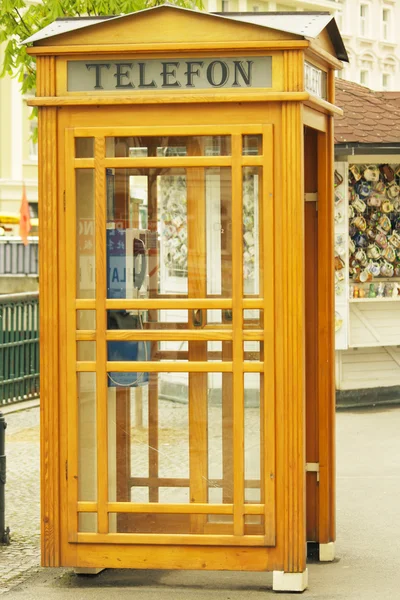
[26,7,347,592]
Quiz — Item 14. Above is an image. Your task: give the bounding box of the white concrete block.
[272,568,308,592]
[74,567,104,575]
[319,541,335,562]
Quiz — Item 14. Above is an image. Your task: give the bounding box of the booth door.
[65,126,275,547]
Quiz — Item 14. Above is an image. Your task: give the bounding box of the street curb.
[0,399,40,415]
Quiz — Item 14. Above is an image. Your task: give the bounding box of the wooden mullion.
[94,136,109,534]
[262,125,276,545]
[65,129,79,541]
[232,134,244,536]
[76,533,266,546]
[187,159,208,533]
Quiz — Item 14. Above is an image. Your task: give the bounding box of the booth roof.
[23,4,347,61]
[335,78,400,145]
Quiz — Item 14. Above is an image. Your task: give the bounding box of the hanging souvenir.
[382,200,394,213]
[349,165,362,182]
[378,214,391,232]
[352,215,367,231]
[383,244,396,263]
[386,183,400,200]
[375,231,388,249]
[367,194,382,208]
[363,165,380,182]
[366,243,381,260]
[380,164,395,183]
[355,180,372,199]
[352,197,367,213]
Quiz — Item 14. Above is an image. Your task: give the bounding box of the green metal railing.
[0,292,39,405]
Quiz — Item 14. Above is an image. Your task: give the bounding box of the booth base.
[272,569,308,592]
[74,568,105,575]
[319,542,335,562]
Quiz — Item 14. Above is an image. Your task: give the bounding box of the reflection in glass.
[78,373,97,501]
[244,309,263,329]
[75,137,94,158]
[242,134,262,156]
[105,136,231,157]
[77,341,96,361]
[76,310,96,330]
[244,341,261,362]
[105,167,232,301]
[244,373,261,505]
[243,167,261,296]
[78,513,97,533]
[76,169,95,299]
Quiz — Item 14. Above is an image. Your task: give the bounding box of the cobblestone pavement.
[0,406,40,594]
[0,396,260,592]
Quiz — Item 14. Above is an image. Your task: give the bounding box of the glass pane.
[78,373,97,502]
[77,341,96,361]
[206,168,232,296]
[244,309,263,328]
[76,310,96,330]
[76,169,95,299]
[78,513,97,533]
[243,167,261,296]
[208,372,233,505]
[107,309,189,330]
[244,341,261,361]
[75,137,94,158]
[105,167,232,301]
[244,373,261,505]
[243,134,262,156]
[105,136,231,157]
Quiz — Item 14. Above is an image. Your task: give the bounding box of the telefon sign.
[67,57,272,91]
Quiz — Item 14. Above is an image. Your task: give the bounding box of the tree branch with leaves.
[0,0,203,97]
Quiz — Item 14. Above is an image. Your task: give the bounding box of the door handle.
[192,309,203,327]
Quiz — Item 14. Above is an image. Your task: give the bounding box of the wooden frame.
[34,8,340,580]
[61,120,276,553]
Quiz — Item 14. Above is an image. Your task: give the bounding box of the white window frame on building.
[360,69,369,86]
[382,72,390,90]
[221,0,229,12]
[382,6,391,41]
[359,2,369,38]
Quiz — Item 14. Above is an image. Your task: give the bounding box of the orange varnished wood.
[37,55,61,568]
[34,7,340,575]
[317,123,336,545]
[304,128,319,542]
[280,100,306,574]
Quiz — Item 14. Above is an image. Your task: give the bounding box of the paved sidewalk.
[1,404,400,598]
[0,406,40,594]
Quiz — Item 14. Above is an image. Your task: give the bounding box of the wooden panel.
[37,54,60,568]
[232,134,245,536]
[94,137,108,534]
[279,101,306,573]
[261,125,276,546]
[63,543,280,571]
[29,91,310,107]
[349,303,400,347]
[39,103,60,566]
[76,533,266,546]
[317,124,335,545]
[337,347,400,390]
[187,158,208,533]
[284,50,304,92]
[304,127,319,542]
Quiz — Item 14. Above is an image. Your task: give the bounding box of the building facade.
[0,44,38,224]
[1,0,400,217]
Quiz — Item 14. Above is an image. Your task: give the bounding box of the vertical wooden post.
[317,119,335,545]
[37,56,60,566]
[280,98,306,574]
